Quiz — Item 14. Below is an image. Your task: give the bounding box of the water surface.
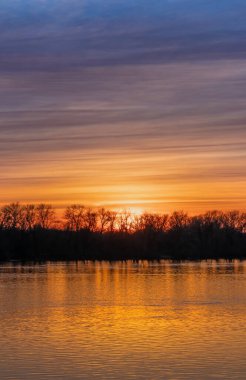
[0,260,246,379]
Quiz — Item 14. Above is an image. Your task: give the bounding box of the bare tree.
[107,211,118,232]
[97,208,111,233]
[36,204,55,229]
[21,204,37,230]
[0,208,4,229]
[201,210,224,230]
[85,208,97,232]
[169,211,189,230]
[117,210,133,233]
[241,213,246,233]
[222,211,245,232]
[0,203,23,229]
[64,204,86,231]
[134,213,169,233]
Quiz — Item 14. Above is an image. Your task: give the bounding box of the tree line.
[0,203,245,261]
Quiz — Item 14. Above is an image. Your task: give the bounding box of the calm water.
[0,261,246,380]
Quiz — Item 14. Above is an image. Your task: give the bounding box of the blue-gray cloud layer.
[0,0,246,70]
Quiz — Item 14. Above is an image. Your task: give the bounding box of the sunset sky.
[1,0,246,213]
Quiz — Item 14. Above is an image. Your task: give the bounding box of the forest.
[0,203,245,261]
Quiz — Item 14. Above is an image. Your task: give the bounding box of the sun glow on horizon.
[112,206,144,217]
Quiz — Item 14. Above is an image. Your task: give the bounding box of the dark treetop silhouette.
[0,203,245,261]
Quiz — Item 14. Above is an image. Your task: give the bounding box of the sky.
[1,0,246,213]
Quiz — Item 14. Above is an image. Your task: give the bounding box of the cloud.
[0,1,246,71]
[0,1,246,210]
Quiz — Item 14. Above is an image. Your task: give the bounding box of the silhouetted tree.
[36,204,55,229]
[117,210,132,233]
[97,208,111,233]
[21,204,37,230]
[169,211,189,230]
[0,203,245,261]
[64,204,86,231]
[107,211,118,232]
[85,208,97,232]
[0,203,23,229]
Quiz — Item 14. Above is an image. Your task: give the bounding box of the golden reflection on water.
[0,260,246,379]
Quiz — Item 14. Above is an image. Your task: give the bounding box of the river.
[0,260,246,379]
